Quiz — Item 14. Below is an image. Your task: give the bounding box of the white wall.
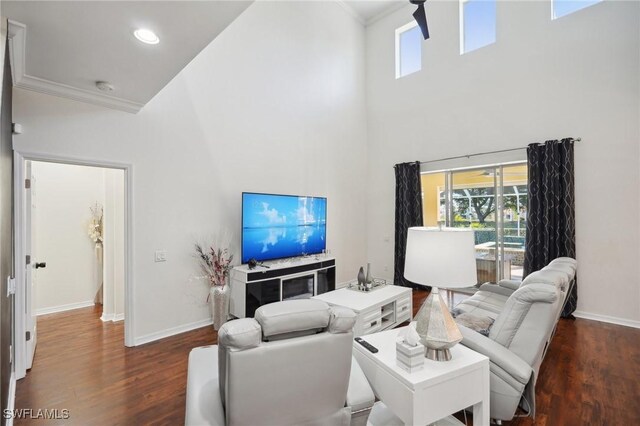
[31,161,105,314]
[102,168,125,321]
[365,1,640,324]
[12,2,368,342]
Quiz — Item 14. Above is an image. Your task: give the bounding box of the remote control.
[355,337,379,353]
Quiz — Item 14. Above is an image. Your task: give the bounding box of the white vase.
[210,283,230,331]
[94,243,104,304]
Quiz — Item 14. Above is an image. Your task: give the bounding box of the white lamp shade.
[404,227,477,288]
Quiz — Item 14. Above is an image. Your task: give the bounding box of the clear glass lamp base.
[415,287,463,362]
[425,347,453,361]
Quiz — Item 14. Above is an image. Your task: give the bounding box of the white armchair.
[185,299,375,426]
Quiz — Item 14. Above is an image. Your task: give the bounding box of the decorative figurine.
[357,267,366,291]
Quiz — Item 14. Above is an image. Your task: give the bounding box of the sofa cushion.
[218,318,261,350]
[454,302,500,320]
[479,283,516,297]
[498,280,522,292]
[549,257,577,271]
[489,284,558,348]
[521,269,569,291]
[328,307,356,334]
[453,312,494,336]
[455,290,509,318]
[255,299,331,338]
[542,264,574,283]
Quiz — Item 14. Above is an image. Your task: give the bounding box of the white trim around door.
[13,150,135,380]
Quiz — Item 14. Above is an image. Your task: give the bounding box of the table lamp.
[404,227,477,361]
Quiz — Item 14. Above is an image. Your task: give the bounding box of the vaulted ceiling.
[3,1,253,112]
[3,1,405,113]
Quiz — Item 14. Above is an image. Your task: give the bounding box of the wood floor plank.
[14,292,640,425]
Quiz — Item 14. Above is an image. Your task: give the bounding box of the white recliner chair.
[454,257,577,421]
[185,299,375,426]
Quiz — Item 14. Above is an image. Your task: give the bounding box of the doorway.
[13,153,134,380]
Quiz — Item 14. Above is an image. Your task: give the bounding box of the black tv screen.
[242,192,327,264]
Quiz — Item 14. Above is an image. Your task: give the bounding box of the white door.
[25,161,37,369]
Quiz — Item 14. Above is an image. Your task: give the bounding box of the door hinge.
[26,331,31,341]
[26,255,31,265]
[7,276,15,296]
[25,178,31,189]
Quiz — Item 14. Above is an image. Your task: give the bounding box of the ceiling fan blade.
[413,3,430,40]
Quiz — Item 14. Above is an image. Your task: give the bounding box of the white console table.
[312,285,412,336]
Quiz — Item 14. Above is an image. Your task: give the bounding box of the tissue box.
[396,340,425,373]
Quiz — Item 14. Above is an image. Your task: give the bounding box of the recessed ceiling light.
[134,29,159,45]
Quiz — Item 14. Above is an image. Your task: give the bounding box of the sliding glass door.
[421,164,527,285]
[500,164,527,280]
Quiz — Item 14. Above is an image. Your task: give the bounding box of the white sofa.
[454,257,577,421]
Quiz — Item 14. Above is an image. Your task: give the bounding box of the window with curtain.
[421,163,527,284]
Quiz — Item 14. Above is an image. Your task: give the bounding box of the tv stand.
[229,256,336,318]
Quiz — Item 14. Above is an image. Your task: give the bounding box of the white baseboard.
[101,312,114,322]
[573,310,640,329]
[134,318,213,346]
[6,372,15,426]
[36,300,95,316]
[101,312,125,322]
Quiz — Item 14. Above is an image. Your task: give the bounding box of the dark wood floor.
[15,305,217,425]
[14,291,640,425]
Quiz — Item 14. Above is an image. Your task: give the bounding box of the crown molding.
[367,2,408,26]
[7,20,143,114]
[334,1,366,26]
[335,1,410,27]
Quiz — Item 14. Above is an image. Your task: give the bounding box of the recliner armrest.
[479,283,515,297]
[185,346,226,426]
[498,279,522,292]
[346,356,375,412]
[458,325,532,386]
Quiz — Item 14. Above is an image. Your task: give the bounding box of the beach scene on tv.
[242,193,327,264]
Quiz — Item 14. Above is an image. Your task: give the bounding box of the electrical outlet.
[155,251,167,262]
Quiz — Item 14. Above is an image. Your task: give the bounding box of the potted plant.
[195,243,234,330]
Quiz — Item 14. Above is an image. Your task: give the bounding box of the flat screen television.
[242,192,327,264]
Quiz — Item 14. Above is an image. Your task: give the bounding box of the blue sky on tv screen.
[242,194,326,263]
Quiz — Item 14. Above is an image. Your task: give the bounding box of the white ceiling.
[2,1,406,113]
[3,1,253,112]
[343,0,406,24]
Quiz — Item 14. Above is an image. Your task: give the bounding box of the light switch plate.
[155,251,167,262]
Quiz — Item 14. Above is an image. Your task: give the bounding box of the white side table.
[353,326,490,426]
[312,285,412,336]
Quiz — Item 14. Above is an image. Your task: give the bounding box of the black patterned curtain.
[394,162,423,288]
[523,139,577,317]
